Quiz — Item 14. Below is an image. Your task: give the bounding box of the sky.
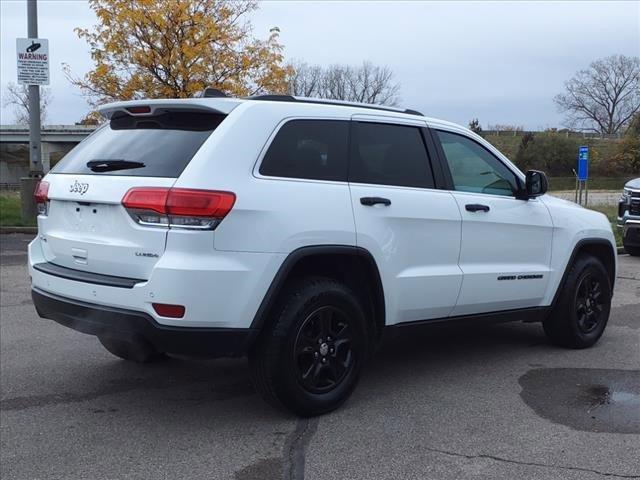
[0,0,638,129]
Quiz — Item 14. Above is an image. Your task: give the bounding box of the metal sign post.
[575,146,589,206]
[18,0,48,223]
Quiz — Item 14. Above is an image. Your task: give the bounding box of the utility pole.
[20,0,43,223]
[27,0,42,174]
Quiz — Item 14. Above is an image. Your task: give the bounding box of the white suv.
[29,93,617,416]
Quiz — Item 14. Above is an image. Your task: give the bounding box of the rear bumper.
[32,288,257,358]
[28,235,285,329]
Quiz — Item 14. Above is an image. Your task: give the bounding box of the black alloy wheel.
[294,306,355,394]
[574,272,606,334]
[249,277,369,416]
[543,254,611,349]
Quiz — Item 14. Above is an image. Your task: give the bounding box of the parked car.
[618,178,640,256]
[29,93,617,416]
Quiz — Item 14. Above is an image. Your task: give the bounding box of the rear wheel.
[249,277,368,417]
[543,255,611,348]
[98,336,165,363]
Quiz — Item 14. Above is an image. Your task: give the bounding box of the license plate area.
[57,201,116,235]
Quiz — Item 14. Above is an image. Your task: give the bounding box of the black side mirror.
[524,170,548,198]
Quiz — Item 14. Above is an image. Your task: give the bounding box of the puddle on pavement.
[519,368,640,434]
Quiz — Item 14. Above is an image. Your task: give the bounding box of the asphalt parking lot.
[1,234,638,480]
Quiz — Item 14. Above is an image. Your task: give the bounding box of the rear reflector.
[122,187,235,230]
[34,181,49,204]
[152,303,185,318]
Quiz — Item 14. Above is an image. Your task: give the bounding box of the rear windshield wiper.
[87,159,145,172]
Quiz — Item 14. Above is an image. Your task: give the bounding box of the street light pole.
[20,0,43,223]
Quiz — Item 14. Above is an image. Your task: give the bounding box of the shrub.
[514,133,581,176]
[612,114,640,174]
[468,118,483,136]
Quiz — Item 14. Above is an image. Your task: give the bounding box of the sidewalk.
[550,190,620,206]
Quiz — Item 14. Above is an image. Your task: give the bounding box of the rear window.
[259,120,349,181]
[52,111,225,177]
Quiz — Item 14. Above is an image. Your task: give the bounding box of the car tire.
[623,245,640,256]
[98,336,165,363]
[249,277,369,417]
[543,254,611,349]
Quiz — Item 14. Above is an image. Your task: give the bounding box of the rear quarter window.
[259,120,349,181]
[52,110,225,177]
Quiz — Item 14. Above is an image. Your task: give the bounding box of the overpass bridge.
[0,125,95,186]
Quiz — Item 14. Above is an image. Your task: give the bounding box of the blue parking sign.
[578,146,589,181]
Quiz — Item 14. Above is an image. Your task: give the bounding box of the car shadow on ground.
[1,322,543,421]
[4,320,549,419]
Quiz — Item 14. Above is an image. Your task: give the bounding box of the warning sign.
[16,38,49,85]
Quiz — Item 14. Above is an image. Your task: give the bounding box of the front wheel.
[543,255,611,349]
[249,277,369,417]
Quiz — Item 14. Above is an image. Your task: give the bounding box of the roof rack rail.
[247,94,423,117]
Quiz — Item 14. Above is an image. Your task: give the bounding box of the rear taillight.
[122,187,235,230]
[34,181,49,215]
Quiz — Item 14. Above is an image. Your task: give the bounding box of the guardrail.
[484,130,623,139]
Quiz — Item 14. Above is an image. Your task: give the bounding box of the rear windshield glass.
[52,110,225,177]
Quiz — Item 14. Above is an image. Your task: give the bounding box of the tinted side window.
[350,122,434,188]
[436,130,517,197]
[260,120,349,181]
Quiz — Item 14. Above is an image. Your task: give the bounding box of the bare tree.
[287,60,324,98]
[554,55,640,134]
[2,82,52,125]
[288,61,400,106]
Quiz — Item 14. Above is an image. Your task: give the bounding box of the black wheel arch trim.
[250,245,386,335]
[550,238,616,308]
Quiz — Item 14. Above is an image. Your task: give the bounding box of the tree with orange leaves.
[65,0,291,106]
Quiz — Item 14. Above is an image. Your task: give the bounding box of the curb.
[0,227,38,234]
